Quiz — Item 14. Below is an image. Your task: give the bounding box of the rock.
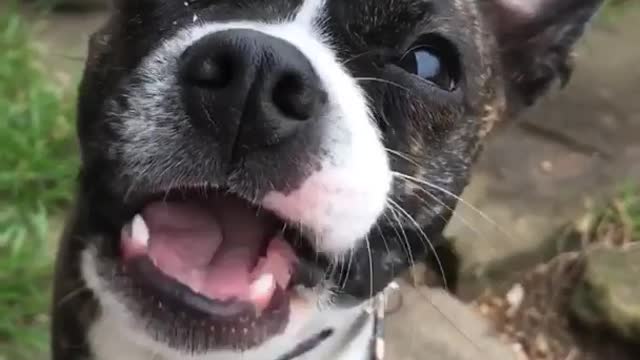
[571,243,640,343]
[474,251,639,360]
[505,283,525,315]
[386,281,517,360]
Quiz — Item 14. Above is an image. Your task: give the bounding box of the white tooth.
[250,273,275,299]
[131,214,150,248]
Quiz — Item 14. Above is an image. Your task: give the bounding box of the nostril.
[272,72,327,121]
[182,52,235,89]
[180,29,329,154]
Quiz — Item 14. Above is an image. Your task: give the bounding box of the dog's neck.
[87,301,375,360]
[84,280,402,360]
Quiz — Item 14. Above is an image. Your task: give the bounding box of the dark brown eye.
[398,37,459,91]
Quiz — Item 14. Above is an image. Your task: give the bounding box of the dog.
[51,0,604,359]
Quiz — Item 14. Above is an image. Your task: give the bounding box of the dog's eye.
[398,37,459,91]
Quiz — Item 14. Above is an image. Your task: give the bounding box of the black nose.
[179,29,327,157]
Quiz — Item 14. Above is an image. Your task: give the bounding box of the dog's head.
[69,0,603,358]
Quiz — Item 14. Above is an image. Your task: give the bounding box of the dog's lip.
[122,256,292,320]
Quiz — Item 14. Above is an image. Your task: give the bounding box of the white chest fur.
[88,303,372,360]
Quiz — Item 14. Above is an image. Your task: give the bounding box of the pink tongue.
[141,198,277,302]
[143,202,224,269]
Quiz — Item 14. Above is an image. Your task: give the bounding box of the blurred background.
[0,1,639,360]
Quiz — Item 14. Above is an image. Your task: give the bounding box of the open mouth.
[115,187,324,347]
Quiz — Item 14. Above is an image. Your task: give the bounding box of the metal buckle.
[370,281,402,360]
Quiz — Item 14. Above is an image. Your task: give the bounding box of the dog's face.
[66,0,602,358]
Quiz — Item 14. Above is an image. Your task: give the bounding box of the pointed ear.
[483,0,605,114]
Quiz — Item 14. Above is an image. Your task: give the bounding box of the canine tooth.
[131,214,149,248]
[250,273,275,300]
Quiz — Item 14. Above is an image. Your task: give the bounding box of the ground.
[449,10,640,296]
[1,3,639,360]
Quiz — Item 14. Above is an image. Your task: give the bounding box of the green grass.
[599,0,640,24]
[562,183,640,251]
[594,184,640,242]
[0,5,78,359]
[620,186,640,240]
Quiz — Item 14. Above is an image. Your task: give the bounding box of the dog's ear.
[483,0,605,114]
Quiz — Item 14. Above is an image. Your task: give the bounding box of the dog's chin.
[84,186,346,353]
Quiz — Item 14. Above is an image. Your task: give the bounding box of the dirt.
[474,252,639,360]
[473,244,640,360]
[465,190,640,360]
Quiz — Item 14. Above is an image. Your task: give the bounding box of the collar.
[277,282,400,360]
[275,329,335,360]
[369,281,400,360]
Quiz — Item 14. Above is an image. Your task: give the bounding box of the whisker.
[387,198,448,290]
[313,231,321,265]
[123,161,156,203]
[383,211,422,287]
[200,95,218,129]
[392,171,518,244]
[384,210,416,277]
[378,215,399,258]
[162,176,180,203]
[341,50,379,65]
[375,222,393,260]
[372,105,391,129]
[341,247,355,290]
[354,77,411,92]
[55,286,91,308]
[327,252,341,283]
[336,252,346,289]
[385,148,422,168]
[386,154,513,251]
[364,235,374,300]
[411,187,494,252]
